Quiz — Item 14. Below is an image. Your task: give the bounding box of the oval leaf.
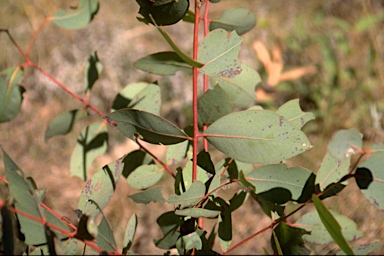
[108,108,189,145]
[168,181,205,208]
[198,85,231,126]
[209,7,256,35]
[175,208,221,218]
[128,187,166,205]
[0,67,24,123]
[327,129,362,159]
[204,110,312,164]
[122,214,138,254]
[127,164,164,190]
[276,99,315,129]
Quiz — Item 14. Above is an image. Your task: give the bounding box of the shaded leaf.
[1,204,15,255]
[204,110,311,164]
[51,0,99,30]
[75,214,96,241]
[211,63,260,109]
[327,129,362,159]
[181,161,210,191]
[246,164,312,200]
[207,169,221,196]
[77,157,124,219]
[112,82,161,115]
[198,29,242,78]
[128,187,165,205]
[311,195,355,255]
[250,191,285,218]
[122,214,137,254]
[209,8,256,35]
[239,170,255,192]
[355,167,373,190]
[122,150,149,178]
[127,164,164,190]
[182,231,202,250]
[70,122,108,180]
[337,242,382,255]
[133,51,192,75]
[258,188,292,205]
[198,85,231,126]
[96,216,117,252]
[0,67,24,123]
[45,109,88,141]
[85,51,102,92]
[296,173,316,203]
[166,140,190,166]
[216,199,232,252]
[197,150,215,175]
[319,183,346,200]
[271,222,310,255]
[228,190,247,212]
[168,181,205,208]
[155,211,183,249]
[175,208,220,218]
[316,152,350,190]
[276,99,315,129]
[108,109,189,145]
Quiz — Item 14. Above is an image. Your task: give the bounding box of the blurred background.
[1,0,384,254]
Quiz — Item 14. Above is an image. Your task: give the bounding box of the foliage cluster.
[1,0,384,255]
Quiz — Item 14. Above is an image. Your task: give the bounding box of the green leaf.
[155,211,183,249]
[51,0,99,30]
[175,208,220,218]
[316,152,350,191]
[181,161,210,191]
[217,199,232,252]
[85,52,102,92]
[122,214,137,254]
[355,167,373,190]
[112,82,161,115]
[204,110,311,164]
[122,149,151,178]
[166,140,190,166]
[354,11,384,32]
[108,108,189,145]
[357,144,384,210]
[1,205,14,255]
[327,129,362,159]
[211,63,260,109]
[239,170,255,192]
[136,0,190,26]
[271,222,310,255]
[197,150,215,175]
[276,99,315,129]
[296,207,362,245]
[337,242,382,255]
[77,157,124,219]
[96,216,117,252]
[45,109,88,141]
[155,25,203,68]
[228,190,247,212]
[207,169,221,196]
[128,187,166,205]
[127,164,164,190]
[311,195,355,255]
[168,181,205,208]
[246,164,312,200]
[0,67,24,123]
[209,8,256,35]
[198,85,231,126]
[182,231,202,250]
[133,51,192,75]
[70,122,108,180]
[198,29,242,78]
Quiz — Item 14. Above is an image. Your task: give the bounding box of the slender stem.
[26,18,49,56]
[0,29,30,61]
[202,0,210,151]
[192,1,202,182]
[135,137,176,178]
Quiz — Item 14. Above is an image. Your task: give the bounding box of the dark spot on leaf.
[355,167,373,190]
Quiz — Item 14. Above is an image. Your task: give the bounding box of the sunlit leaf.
[175,208,220,218]
[128,187,165,205]
[45,109,88,141]
[96,216,116,252]
[108,109,189,145]
[198,29,242,78]
[182,231,202,250]
[181,161,210,191]
[316,152,351,190]
[166,140,190,166]
[122,214,137,254]
[112,82,161,115]
[204,110,312,164]
[0,67,24,123]
[198,85,231,126]
[276,99,315,129]
[77,157,124,219]
[155,211,183,249]
[133,51,192,75]
[127,164,164,190]
[51,0,99,29]
[168,181,205,208]
[327,129,362,159]
[70,122,108,180]
[209,7,256,35]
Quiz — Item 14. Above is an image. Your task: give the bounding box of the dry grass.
[1,0,384,254]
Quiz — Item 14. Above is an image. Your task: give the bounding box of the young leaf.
[127,164,164,190]
[96,216,117,252]
[122,214,137,254]
[77,157,124,219]
[296,208,362,245]
[112,82,161,115]
[128,187,165,205]
[45,109,88,141]
[107,108,189,145]
[209,8,256,35]
[198,29,243,78]
[136,0,189,26]
[316,152,351,191]
[70,122,108,180]
[276,99,315,129]
[271,222,310,255]
[327,129,362,159]
[175,208,221,218]
[211,63,260,109]
[133,51,192,75]
[245,164,312,200]
[51,0,99,30]
[85,52,102,92]
[0,67,24,123]
[198,85,231,126]
[204,110,312,164]
[168,181,205,208]
[357,144,384,210]
[311,195,355,255]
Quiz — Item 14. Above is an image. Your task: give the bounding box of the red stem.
[202,0,210,152]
